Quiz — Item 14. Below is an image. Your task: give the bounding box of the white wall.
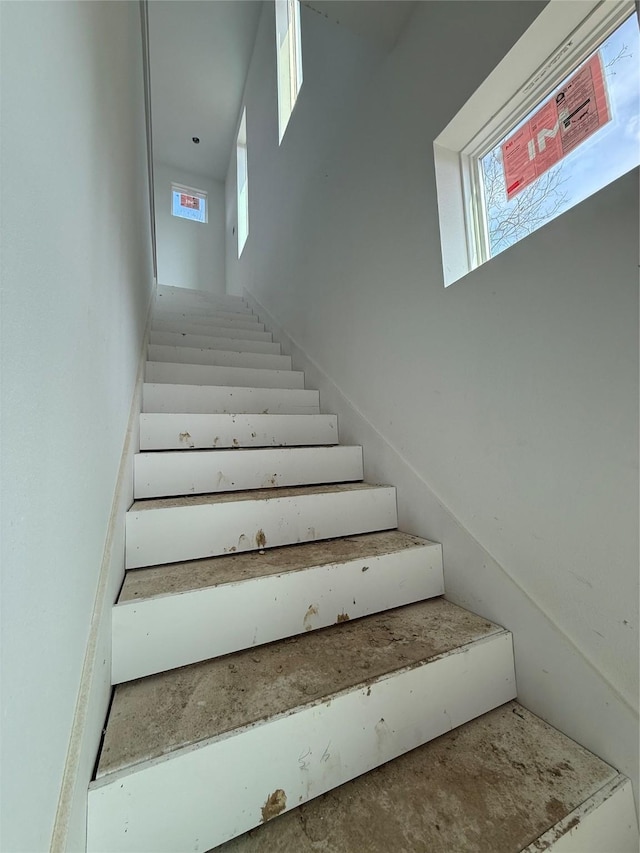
[226,0,639,799]
[0,2,154,850]
[154,162,225,294]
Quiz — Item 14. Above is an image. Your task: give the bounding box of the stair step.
[145,362,304,390]
[125,483,397,568]
[156,285,251,313]
[142,384,320,415]
[112,531,444,682]
[152,319,273,341]
[147,344,291,371]
[88,600,516,852]
[217,702,636,853]
[153,312,265,333]
[154,309,261,325]
[149,330,281,355]
[139,413,338,450]
[133,446,364,499]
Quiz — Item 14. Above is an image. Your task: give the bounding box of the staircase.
[87,284,638,852]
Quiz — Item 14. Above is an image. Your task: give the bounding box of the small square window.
[171,184,207,223]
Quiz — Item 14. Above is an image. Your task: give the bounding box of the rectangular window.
[171,183,207,223]
[237,108,249,257]
[434,1,639,286]
[275,0,303,142]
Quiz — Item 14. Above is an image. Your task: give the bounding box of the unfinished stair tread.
[97,598,502,778]
[130,481,386,512]
[119,531,435,602]
[214,701,618,853]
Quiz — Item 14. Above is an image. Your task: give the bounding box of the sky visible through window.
[481,14,640,257]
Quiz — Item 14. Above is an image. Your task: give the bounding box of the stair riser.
[156,286,250,312]
[133,446,363,499]
[88,632,516,852]
[147,345,291,372]
[145,362,304,390]
[153,313,265,333]
[142,384,320,415]
[154,309,260,325]
[112,543,444,683]
[139,413,338,450]
[125,487,397,568]
[152,320,272,341]
[149,330,281,355]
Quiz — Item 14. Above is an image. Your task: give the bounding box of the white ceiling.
[149,0,262,182]
[148,1,416,183]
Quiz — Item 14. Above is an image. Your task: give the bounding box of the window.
[171,184,207,223]
[237,108,249,257]
[275,0,303,142]
[434,0,640,286]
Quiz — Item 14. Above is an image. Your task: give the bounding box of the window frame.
[171,182,208,224]
[434,0,636,287]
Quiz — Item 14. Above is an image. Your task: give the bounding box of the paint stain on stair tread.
[215,702,617,853]
[119,530,432,602]
[261,790,287,823]
[97,599,502,776]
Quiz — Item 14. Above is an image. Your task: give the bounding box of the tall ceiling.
[149,1,262,182]
[148,1,416,184]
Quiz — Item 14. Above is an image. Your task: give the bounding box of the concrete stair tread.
[149,331,281,355]
[130,481,388,512]
[96,598,502,778]
[119,531,436,603]
[214,700,619,853]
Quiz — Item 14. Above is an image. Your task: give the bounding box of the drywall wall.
[154,162,225,294]
[226,0,639,797]
[0,2,154,850]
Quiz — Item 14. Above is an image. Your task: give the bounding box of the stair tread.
[130,481,390,512]
[215,700,618,853]
[118,531,436,603]
[96,599,502,778]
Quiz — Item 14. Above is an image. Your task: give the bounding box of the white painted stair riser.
[154,309,261,325]
[147,344,291,372]
[133,446,363,499]
[153,313,265,333]
[87,632,516,853]
[125,486,398,568]
[112,542,444,683]
[152,319,273,341]
[139,413,338,450]
[142,384,320,415]
[149,330,281,355]
[145,362,304,390]
[156,286,250,310]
